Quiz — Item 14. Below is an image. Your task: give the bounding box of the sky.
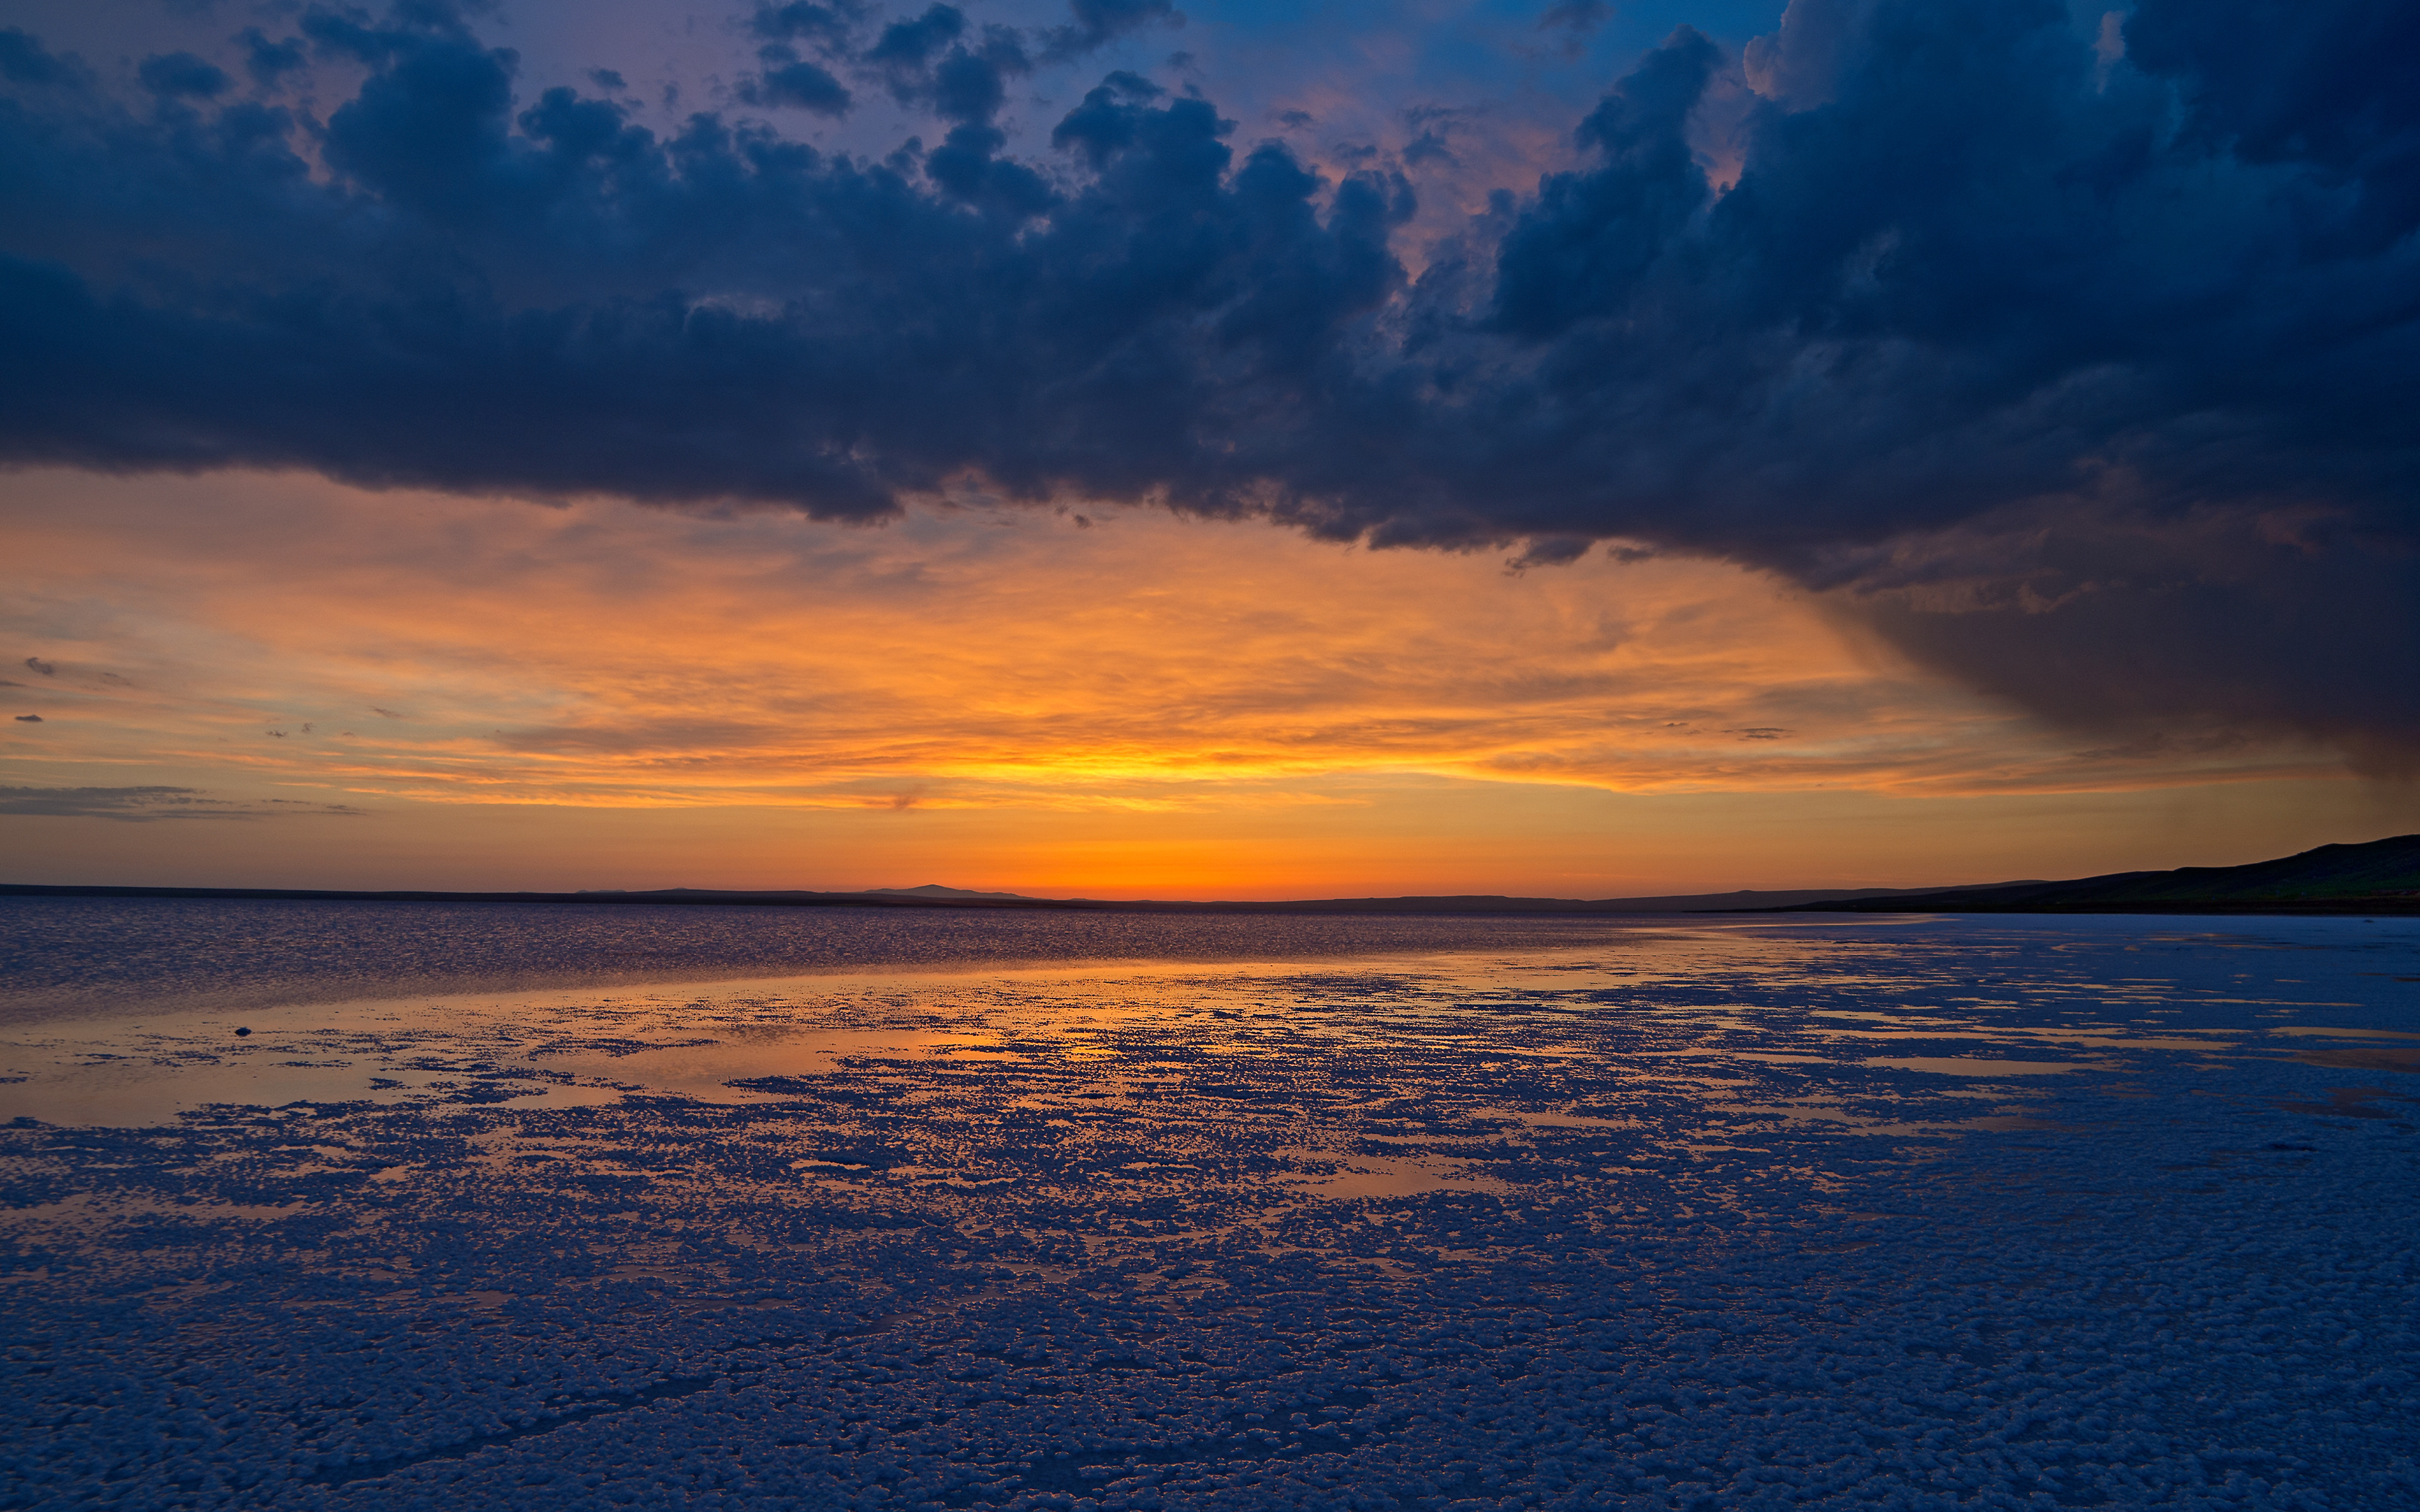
[3,0,2417,896]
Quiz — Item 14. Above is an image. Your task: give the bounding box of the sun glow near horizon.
[4,467,2409,897]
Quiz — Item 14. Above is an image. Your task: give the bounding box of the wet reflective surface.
[3,906,2417,1510]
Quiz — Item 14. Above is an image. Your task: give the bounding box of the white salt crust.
[3,915,2415,1510]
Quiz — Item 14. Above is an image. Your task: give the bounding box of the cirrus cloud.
[0,785,364,820]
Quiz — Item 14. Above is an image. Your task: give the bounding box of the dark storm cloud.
[1539,1,1613,57]
[740,1,863,116]
[0,26,89,87]
[739,50,853,115]
[1037,0,1183,64]
[1,0,2416,765]
[752,2,863,49]
[137,52,232,98]
[239,28,308,88]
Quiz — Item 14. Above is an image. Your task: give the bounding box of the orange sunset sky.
[6,466,2412,898]
[9,0,2419,898]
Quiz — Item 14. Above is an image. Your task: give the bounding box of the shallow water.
[0,896,1723,1026]
[3,903,2417,1510]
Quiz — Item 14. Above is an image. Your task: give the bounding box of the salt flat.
[3,908,2416,1510]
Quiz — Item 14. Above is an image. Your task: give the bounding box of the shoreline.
[6,880,2416,918]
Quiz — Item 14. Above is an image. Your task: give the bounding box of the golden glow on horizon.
[3,468,2408,895]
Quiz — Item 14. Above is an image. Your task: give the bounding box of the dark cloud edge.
[3,0,2417,768]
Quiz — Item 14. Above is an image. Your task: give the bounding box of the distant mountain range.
[0,879,2028,914]
[842,880,2046,914]
[6,834,2414,915]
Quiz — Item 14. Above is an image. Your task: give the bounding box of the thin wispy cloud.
[0,471,2353,822]
[0,785,363,821]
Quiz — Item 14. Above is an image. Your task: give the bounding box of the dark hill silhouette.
[1772,834,2420,915]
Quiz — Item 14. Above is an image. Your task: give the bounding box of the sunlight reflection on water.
[6,914,2415,1148]
[6,910,2415,1511]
